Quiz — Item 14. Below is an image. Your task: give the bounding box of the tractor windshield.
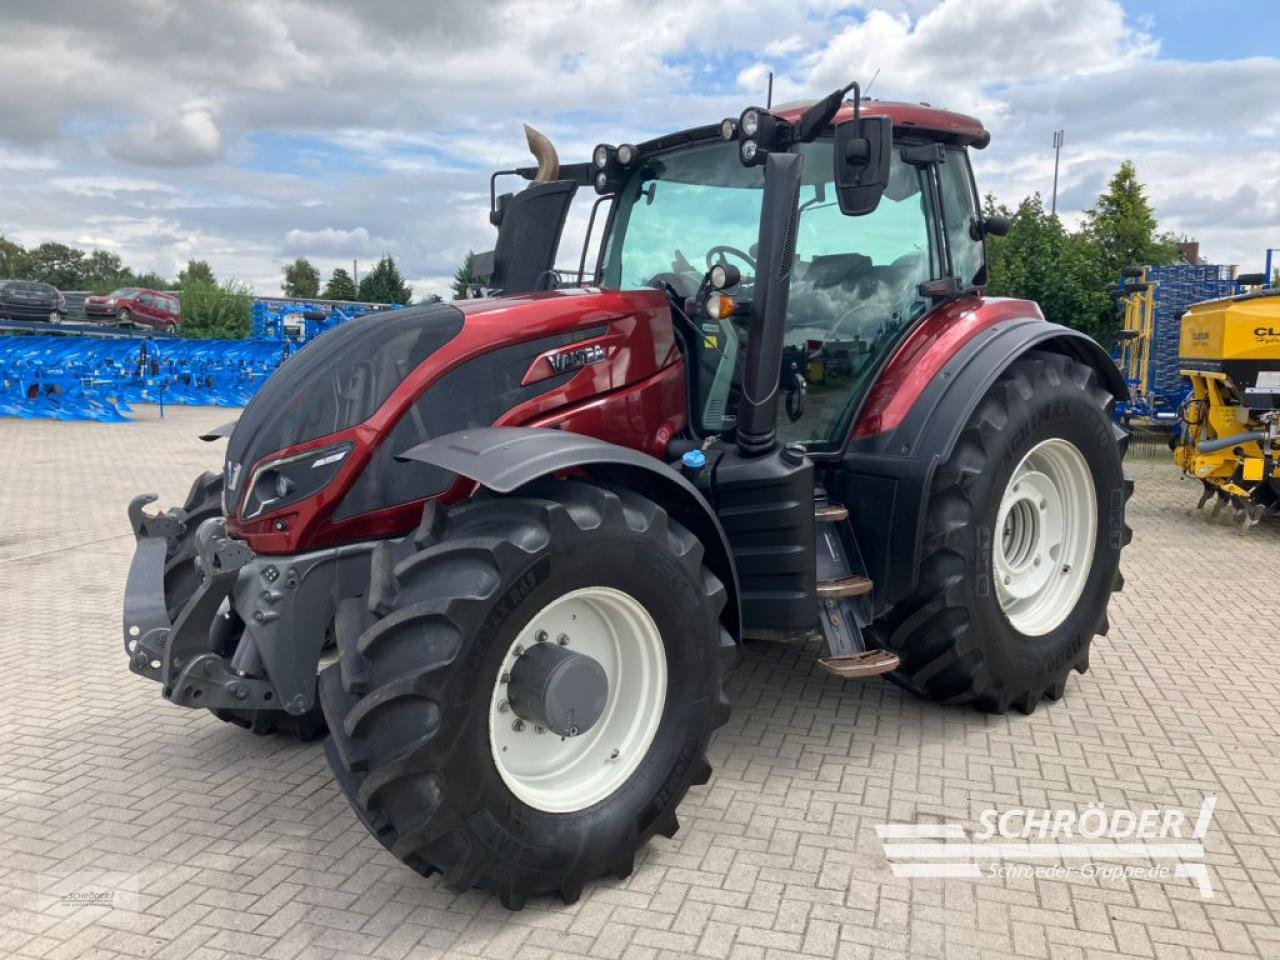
[601,138,938,449]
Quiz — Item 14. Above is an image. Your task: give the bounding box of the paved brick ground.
[0,406,1276,960]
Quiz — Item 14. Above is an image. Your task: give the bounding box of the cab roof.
[630,98,989,160]
[519,99,989,185]
[774,99,989,149]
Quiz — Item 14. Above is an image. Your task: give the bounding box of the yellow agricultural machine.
[1110,267,1158,423]
[1174,275,1280,530]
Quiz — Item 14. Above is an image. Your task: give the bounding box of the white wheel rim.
[488,586,667,814]
[994,438,1096,636]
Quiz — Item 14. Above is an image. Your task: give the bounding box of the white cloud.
[108,103,224,167]
[0,0,1273,290]
[284,226,380,255]
[0,147,59,172]
[48,176,178,197]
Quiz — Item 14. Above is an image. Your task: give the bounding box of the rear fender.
[399,427,741,641]
[837,315,1124,611]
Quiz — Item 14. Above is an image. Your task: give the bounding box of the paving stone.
[1,410,1276,958]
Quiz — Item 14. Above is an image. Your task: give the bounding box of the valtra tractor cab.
[124,83,1131,907]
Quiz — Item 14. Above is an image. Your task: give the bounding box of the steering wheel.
[706,245,757,271]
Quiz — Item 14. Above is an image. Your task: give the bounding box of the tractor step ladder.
[813,490,900,680]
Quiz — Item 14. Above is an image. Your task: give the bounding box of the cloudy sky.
[1,0,1276,298]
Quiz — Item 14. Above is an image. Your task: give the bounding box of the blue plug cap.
[681,449,707,472]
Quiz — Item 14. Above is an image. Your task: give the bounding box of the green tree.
[983,193,1111,335]
[131,270,172,290]
[83,250,127,291]
[357,254,412,305]
[19,242,87,288]
[177,259,215,287]
[0,236,23,278]
[451,250,478,300]
[1082,161,1180,276]
[281,257,321,298]
[177,278,253,339]
[321,267,358,301]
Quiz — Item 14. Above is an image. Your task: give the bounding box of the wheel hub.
[488,586,667,814]
[507,641,609,738]
[993,438,1097,636]
[995,469,1061,602]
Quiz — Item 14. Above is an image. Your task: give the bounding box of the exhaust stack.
[523,124,560,183]
[736,151,804,456]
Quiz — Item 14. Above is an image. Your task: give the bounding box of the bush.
[177,279,253,339]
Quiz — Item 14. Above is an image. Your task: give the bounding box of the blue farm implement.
[252,297,403,343]
[1,296,406,421]
[0,333,283,421]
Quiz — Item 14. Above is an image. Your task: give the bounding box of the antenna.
[864,68,880,97]
[766,71,773,110]
[1050,130,1064,217]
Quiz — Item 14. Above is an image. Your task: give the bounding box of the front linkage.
[123,492,371,717]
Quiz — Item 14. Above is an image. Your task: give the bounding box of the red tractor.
[124,84,1131,908]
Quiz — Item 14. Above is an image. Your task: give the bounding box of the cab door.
[774,139,942,454]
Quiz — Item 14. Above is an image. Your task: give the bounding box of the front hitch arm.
[162,518,275,709]
[123,497,279,710]
[123,494,182,681]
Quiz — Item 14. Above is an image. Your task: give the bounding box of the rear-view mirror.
[833,116,891,216]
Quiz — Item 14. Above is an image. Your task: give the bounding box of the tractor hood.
[222,288,676,530]
[223,302,466,516]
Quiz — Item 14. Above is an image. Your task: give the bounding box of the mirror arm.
[917,277,984,304]
[794,81,859,144]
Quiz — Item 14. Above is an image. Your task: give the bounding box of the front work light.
[734,106,785,166]
[593,144,612,169]
[720,118,737,141]
[616,143,636,166]
[709,263,741,290]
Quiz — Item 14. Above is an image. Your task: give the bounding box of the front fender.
[400,427,741,641]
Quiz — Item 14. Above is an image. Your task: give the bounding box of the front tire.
[320,480,734,908]
[871,351,1130,713]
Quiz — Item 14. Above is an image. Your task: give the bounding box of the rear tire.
[163,471,326,740]
[870,351,1131,713]
[320,480,734,908]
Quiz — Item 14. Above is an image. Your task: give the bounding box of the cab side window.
[938,148,984,286]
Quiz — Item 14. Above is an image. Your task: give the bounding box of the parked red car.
[84,287,181,330]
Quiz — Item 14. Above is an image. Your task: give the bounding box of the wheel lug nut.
[501,672,511,684]
[557,633,569,646]
[512,719,525,732]
[535,630,548,643]
[498,700,509,713]
[513,644,524,657]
